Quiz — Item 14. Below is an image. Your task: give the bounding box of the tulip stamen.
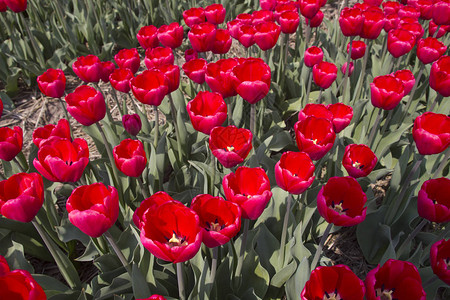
[446,257,450,266]
[352,161,364,169]
[166,231,188,248]
[330,200,347,215]
[376,286,396,300]
[323,290,343,300]
[226,146,235,152]
[242,193,252,199]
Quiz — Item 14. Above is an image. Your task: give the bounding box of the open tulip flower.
[298,103,333,123]
[430,239,450,285]
[211,29,232,55]
[260,0,277,11]
[205,58,239,99]
[66,183,119,238]
[99,61,115,83]
[416,37,447,65]
[317,176,367,227]
[253,9,275,24]
[370,75,405,110]
[188,22,217,53]
[157,22,184,49]
[253,21,281,50]
[223,166,272,220]
[387,28,416,58]
[33,119,71,148]
[275,151,315,195]
[365,259,426,300]
[412,112,450,155]
[109,68,134,93]
[304,46,324,68]
[114,48,140,74]
[301,265,365,300]
[347,40,366,60]
[154,64,180,94]
[360,9,385,40]
[279,11,300,34]
[342,144,377,178]
[144,47,174,70]
[0,126,23,161]
[183,7,205,28]
[133,191,179,229]
[187,91,227,135]
[430,55,450,97]
[294,116,336,161]
[113,139,147,178]
[417,177,450,223]
[137,295,167,300]
[37,68,66,99]
[236,24,256,48]
[182,58,207,84]
[312,61,337,90]
[130,70,168,106]
[136,25,159,49]
[33,138,89,183]
[65,85,106,126]
[190,194,241,248]
[327,103,353,133]
[72,54,103,83]
[140,201,202,263]
[205,3,226,25]
[209,125,252,168]
[0,173,44,223]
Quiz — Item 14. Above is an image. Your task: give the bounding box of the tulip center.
[166,232,188,248]
[242,193,252,199]
[226,146,235,152]
[312,139,318,145]
[329,200,348,215]
[323,290,343,300]
[206,219,225,232]
[352,161,364,169]
[376,286,396,300]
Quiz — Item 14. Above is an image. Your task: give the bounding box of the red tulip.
[209,126,252,168]
[191,194,241,248]
[114,48,140,74]
[236,13,254,25]
[0,256,46,299]
[37,68,66,98]
[347,40,366,60]
[187,91,227,135]
[342,144,377,178]
[33,138,89,183]
[393,69,415,95]
[312,61,337,89]
[279,11,300,34]
[154,64,180,94]
[370,75,405,110]
[136,25,159,49]
[327,103,353,133]
[0,126,23,161]
[416,37,447,65]
[360,9,385,39]
[274,2,297,22]
[254,21,281,50]
[430,239,450,285]
[133,191,178,229]
[387,29,416,58]
[304,46,324,67]
[227,20,242,39]
[339,7,365,36]
[297,103,333,123]
[363,0,383,5]
[412,112,450,155]
[399,21,424,42]
[144,47,174,69]
[0,98,3,118]
[230,58,271,104]
[188,22,217,53]
[432,0,450,25]
[223,166,272,220]
[0,0,7,12]
[398,5,420,19]
[72,55,102,83]
[100,61,115,83]
[32,119,71,148]
[67,183,119,237]
[109,68,133,93]
[122,114,142,136]
[341,62,354,76]
[157,22,184,49]
[205,58,239,98]
[428,20,450,38]
[252,9,275,24]
[205,3,226,25]
[4,0,26,12]
[294,116,336,160]
[299,0,321,20]
[137,295,167,300]
[65,85,106,126]
[140,201,202,263]
[301,265,365,300]
[113,138,147,177]
[211,29,232,54]
[237,24,256,48]
[354,2,372,11]
[183,7,205,28]
[382,1,402,15]
[414,0,433,19]
[384,12,400,32]
[417,177,450,223]
[275,151,315,194]
[260,0,277,11]
[365,259,426,300]
[185,48,198,62]
[182,58,207,84]
[430,55,450,97]
[130,70,168,106]
[305,9,324,27]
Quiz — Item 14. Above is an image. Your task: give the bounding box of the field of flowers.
[0,0,449,299]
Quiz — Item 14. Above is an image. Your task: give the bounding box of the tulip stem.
[429,93,443,112]
[305,23,311,49]
[235,219,249,281]
[210,155,216,196]
[311,222,332,270]
[342,36,354,104]
[153,106,159,149]
[317,88,323,103]
[168,94,183,163]
[367,108,383,148]
[396,218,428,258]
[250,103,256,140]
[380,109,393,138]
[111,88,125,118]
[58,97,73,133]
[104,231,132,275]
[12,157,26,172]
[137,176,150,199]
[177,262,186,300]
[433,25,441,38]
[353,39,371,102]
[278,193,292,267]
[227,98,233,126]
[432,147,450,179]
[400,65,424,124]
[210,246,218,283]
[305,69,313,105]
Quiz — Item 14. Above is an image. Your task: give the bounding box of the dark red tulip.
[236,13,254,25]
[72,55,102,83]
[275,151,315,195]
[113,139,147,177]
[399,21,424,41]
[342,144,377,178]
[0,172,44,223]
[305,9,324,27]
[67,183,119,237]
[279,11,300,34]
[230,58,271,104]
[297,103,333,123]
[430,55,450,97]
[417,177,450,223]
[365,259,426,300]
[432,0,450,25]
[398,5,420,19]
[360,9,385,39]
[182,58,207,84]
[413,112,450,155]
[122,114,142,136]
[205,58,239,98]
[254,21,281,50]
[187,91,227,135]
[137,295,167,300]
[4,0,26,12]
[237,24,256,48]
[211,29,232,54]
[140,201,202,263]
[327,102,353,133]
[157,22,184,49]
[100,61,115,83]
[387,28,416,58]
[183,7,205,28]
[294,116,336,160]
[274,2,297,22]
[339,7,365,36]
[37,68,66,98]
[130,70,168,106]
[416,37,447,65]
[133,191,178,229]
[144,47,174,69]
[370,75,405,110]
[222,166,272,220]
[384,13,400,32]
[312,61,337,89]
[0,98,3,118]
[0,126,23,161]
[185,48,198,63]
[137,25,159,49]
[191,194,241,248]
[354,2,372,11]
[382,1,402,15]
[114,48,140,74]
[347,40,366,60]
[227,20,242,39]
[393,69,415,95]
[154,64,180,94]
[430,239,450,285]
[304,46,324,67]
[188,22,217,53]
[301,265,365,300]
[252,9,275,24]
[428,20,450,38]
[260,0,277,11]
[109,68,133,93]
[32,119,71,148]
[299,0,321,20]
[0,0,7,12]
[65,85,106,126]
[205,3,226,25]
[209,125,252,168]
[341,62,354,76]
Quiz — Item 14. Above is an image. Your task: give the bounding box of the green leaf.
[271,261,297,288]
[132,264,151,299]
[285,257,309,300]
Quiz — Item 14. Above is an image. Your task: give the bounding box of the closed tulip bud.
[114,48,140,74]
[187,91,227,135]
[183,7,205,28]
[412,112,450,155]
[260,0,277,11]
[32,119,71,148]
[65,85,106,126]
[387,28,416,58]
[339,7,365,37]
[279,11,300,34]
[205,4,226,25]
[254,21,281,50]
[299,0,321,20]
[130,70,168,106]
[144,47,174,69]
[418,178,450,223]
[109,68,133,93]
[294,116,336,160]
[416,37,447,65]
[137,295,167,300]
[360,9,386,39]
[122,114,142,136]
[227,20,242,39]
[370,75,405,110]
[415,0,433,20]
[184,48,198,63]
[430,239,450,285]
[430,55,450,97]
[304,46,324,67]
[347,40,366,60]
[182,58,207,84]
[113,139,147,177]
[157,22,184,49]
[342,144,377,178]
[305,9,324,27]
[37,68,66,98]
[393,69,415,95]
[100,61,115,83]
[275,151,315,195]
[72,55,102,83]
[209,126,252,168]
[137,25,159,49]
[327,103,353,133]
[341,62,354,76]
[312,61,337,89]
[0,126,23,161]
[188,22,217,53]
